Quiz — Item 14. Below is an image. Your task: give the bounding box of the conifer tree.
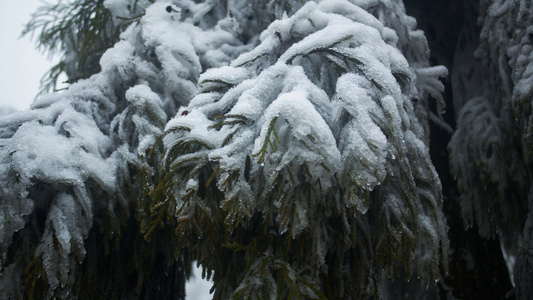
[448,0,533,298]
[1,1,243,298]
[5,0,531,299]
[147,1,449,298]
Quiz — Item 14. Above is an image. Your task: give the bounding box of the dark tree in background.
[0,0,531,299]
[406,0,532,298]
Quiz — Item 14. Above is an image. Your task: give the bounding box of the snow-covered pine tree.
[0,1,244,298]
[146,0,448,298]
[0,0,449,299]
[448,0,533,297]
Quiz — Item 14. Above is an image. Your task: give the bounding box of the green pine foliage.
[0,0,467,299]
[143,1,448,298]
[0,1,243,298]
[22,0,151,94]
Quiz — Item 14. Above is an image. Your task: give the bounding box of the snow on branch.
[0,1,244,298]
[152,1,448,298]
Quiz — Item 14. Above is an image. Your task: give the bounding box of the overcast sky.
[0,0,60,111]
[0,1,212,298]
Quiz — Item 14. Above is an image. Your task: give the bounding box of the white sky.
[0,1,212,298]
[0,0,62,111]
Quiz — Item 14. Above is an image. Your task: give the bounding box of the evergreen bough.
[0,0,451,299]
[147,1,448,298]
